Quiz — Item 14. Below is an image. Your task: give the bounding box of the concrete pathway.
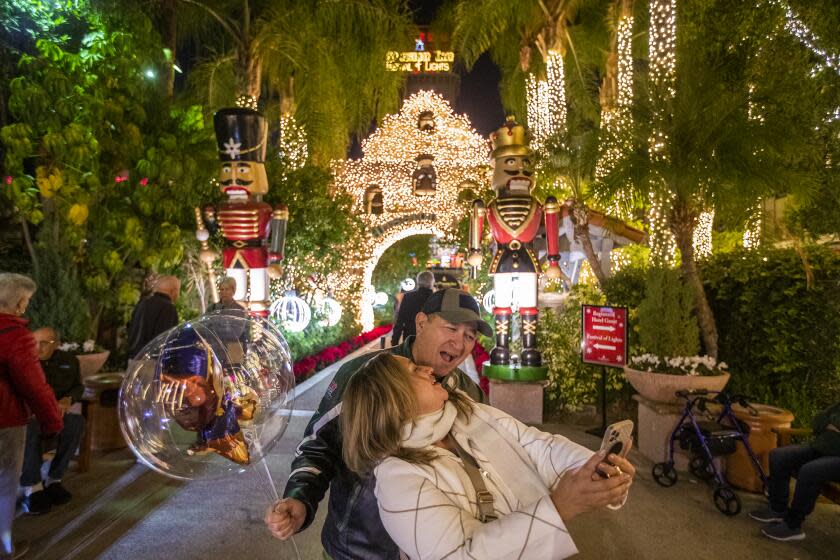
[14,341,840,559]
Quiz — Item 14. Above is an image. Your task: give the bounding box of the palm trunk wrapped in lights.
[596,0,635,220]
[526,50,566,151]
[648,0,678,266]
[693,209,714,258]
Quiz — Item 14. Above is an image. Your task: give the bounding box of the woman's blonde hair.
[341,353,473,475]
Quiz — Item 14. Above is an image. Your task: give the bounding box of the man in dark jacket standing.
[0,273,62,560]
[390,270,435,346]
[19,327,86,514]
[265,288,493,559]
[126,275,180,360]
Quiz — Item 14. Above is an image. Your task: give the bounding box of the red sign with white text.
[581,305,628,368]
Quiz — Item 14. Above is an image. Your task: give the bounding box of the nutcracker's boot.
[490,307,512,365]
[519,307,541,366]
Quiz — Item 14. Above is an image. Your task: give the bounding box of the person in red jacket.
[0,273,62,560]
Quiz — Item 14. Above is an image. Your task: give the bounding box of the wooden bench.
[772,427,840,505]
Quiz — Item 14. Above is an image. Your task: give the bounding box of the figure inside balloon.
[154,326,259,465]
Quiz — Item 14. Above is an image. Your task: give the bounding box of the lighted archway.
[358,223,447,330]
[330,90,490,329]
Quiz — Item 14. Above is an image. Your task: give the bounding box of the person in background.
[19,327,85,515]
[0,273,62,560]
[265,288,490,559]
[125,275,180,360]
[749,401,840,541]
[390,271,435,347]
[206,277,246,314]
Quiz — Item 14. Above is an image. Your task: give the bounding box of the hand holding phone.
[596,420,633,478]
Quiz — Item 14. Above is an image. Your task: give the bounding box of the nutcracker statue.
[468,116,562,379]
[196,108,288,317]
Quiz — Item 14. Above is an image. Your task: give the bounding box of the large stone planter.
[76,351,110,380]
[623,366,730,404]
[626,366,731,469]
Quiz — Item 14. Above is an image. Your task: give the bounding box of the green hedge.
[701,247,840,426]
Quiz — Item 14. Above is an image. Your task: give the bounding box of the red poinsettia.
[292,324,393,381]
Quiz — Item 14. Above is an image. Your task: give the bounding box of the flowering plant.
[292,324,393,380]
[629,354,729,377]
[58,339,105,354]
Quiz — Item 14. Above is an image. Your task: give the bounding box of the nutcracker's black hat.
[214,107,267,163]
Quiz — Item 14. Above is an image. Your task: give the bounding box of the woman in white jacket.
[340,353,635,560]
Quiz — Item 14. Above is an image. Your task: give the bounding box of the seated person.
[749,401,840,541]
[20,328,86,514]
[340,353,635,560]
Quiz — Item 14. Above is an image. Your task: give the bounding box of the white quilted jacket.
[374,403,595,560]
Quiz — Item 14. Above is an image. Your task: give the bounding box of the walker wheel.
[713,485,741,516]
[689,455,715,481]
[652,462,678,487]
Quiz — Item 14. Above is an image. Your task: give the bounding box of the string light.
[693,210,714,258]
[769,0,839,74]
[235,94,258,110]
[526,50,567,151]
[278,114,308,171]
[330,91,490,329]
[743,204,762,249]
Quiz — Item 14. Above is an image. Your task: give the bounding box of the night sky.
[408,0,504,136]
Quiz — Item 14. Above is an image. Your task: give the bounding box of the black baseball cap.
[421,288,493,337]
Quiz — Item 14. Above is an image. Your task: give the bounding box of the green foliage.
[539,283,625,411]
[265,163,363,288]
[637,267,699,358]
[27,241,92,342]
[1,12,216,335]
[702,246,840,426]
[372,235,432,301]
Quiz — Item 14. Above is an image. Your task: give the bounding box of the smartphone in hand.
[596,420,633,478]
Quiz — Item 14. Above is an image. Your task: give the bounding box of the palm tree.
[598,41,820,359]
[182,0,413,163]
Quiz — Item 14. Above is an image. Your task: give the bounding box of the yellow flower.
[68,203,89,225]
[37,169,63,198]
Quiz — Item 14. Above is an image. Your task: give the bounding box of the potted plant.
[59,340,110,379]
[623,354,731,403]
[623,266,730,403]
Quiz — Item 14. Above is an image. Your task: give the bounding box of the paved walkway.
[13,341,840,559]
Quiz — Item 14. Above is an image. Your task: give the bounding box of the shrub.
[701,246,840,426]
[539,284,626,411]
[637,267,699,358]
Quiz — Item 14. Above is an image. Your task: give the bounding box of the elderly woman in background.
[0,273,62,560]
[206,277,246,314]
[340,353,635,560]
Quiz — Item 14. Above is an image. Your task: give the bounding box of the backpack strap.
[447,434,497,523]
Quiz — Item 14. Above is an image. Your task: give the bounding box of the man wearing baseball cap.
[266,288,489,559]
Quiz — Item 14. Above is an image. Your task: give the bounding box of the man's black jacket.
[283,336,485,560]
[126,292,178,359]
[390,287,433,346]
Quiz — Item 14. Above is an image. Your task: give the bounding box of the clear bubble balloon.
[119,313,295,480]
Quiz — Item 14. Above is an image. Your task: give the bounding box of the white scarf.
[400,394,547,508]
